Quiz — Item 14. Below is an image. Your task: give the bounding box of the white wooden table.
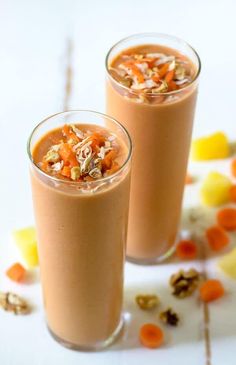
[0,1,236,364]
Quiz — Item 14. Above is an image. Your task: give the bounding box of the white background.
[0,0,236,364]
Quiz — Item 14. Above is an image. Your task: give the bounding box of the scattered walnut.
[170,268,201,298]
[0,292,30,315]
[160,307,179,326]
[135,294,160,310]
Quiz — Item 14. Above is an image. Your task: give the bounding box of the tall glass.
[106,33,201,264]
[27,110,132,350]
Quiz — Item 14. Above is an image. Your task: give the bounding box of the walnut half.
[135,294,160,310]
[0,292,30,315]
[170,268,201,298]
[160,307,179,326]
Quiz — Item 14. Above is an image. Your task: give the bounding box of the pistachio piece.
[80,155,93,174]
[121,78,132,88]
[91,157,102,171]
[134,54,144,60]
[147,68,154,78]
[67,138,77,145]
[71,166,80,181]
[89,167,102,179]
[152,80,168,93]
[45,150,60,163]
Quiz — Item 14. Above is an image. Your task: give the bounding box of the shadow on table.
[110,282,169,351]
[24,268,40,285]
[110,281,203,351]
[171,205,234,263]
[110,278,236,352]
[110,205,236,351]
[230,141,236,155]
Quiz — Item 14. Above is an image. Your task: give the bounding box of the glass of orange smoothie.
[27,110,132,350]
[106,33,201,264]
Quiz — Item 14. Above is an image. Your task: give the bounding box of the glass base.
[47,315,124,351]
[126,240,177,266]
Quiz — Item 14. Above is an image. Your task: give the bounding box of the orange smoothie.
[28,111,132,350]
[106,34,200,264]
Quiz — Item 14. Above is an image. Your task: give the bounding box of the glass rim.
[105,32,201,97]
[27,109,132,187]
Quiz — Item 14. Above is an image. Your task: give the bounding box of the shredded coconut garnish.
[108,135,116,142]
[51,144,61,152]
[175,78,190,85]
[110,48,194,98]
[38,124,122,182]
[71,125,85,139]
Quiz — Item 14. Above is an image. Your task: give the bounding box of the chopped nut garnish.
[152,80,168,93]
[121,79,132,87]
[89,167,102,179]
[67,138,77,145]
[170,268,201,298]
[135,294,160,310]
[71,166,80,180]
[0,292,30,315]
[38,124,122,182]
[159,307,179,326]
[45,150,60,163]
[110,48,194,97]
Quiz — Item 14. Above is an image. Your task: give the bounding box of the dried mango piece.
[191,132,230,161]
[218,248,236,279]
[231,159,236,178]
[200,172,232,207]
[6,263,26,282]
[199,279,224,302]
[13,227,38,268]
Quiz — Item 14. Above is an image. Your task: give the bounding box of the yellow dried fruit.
[191,132,230,161]
[218,248,236,279]
[200,172,232,207]
[13,227,39,268]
